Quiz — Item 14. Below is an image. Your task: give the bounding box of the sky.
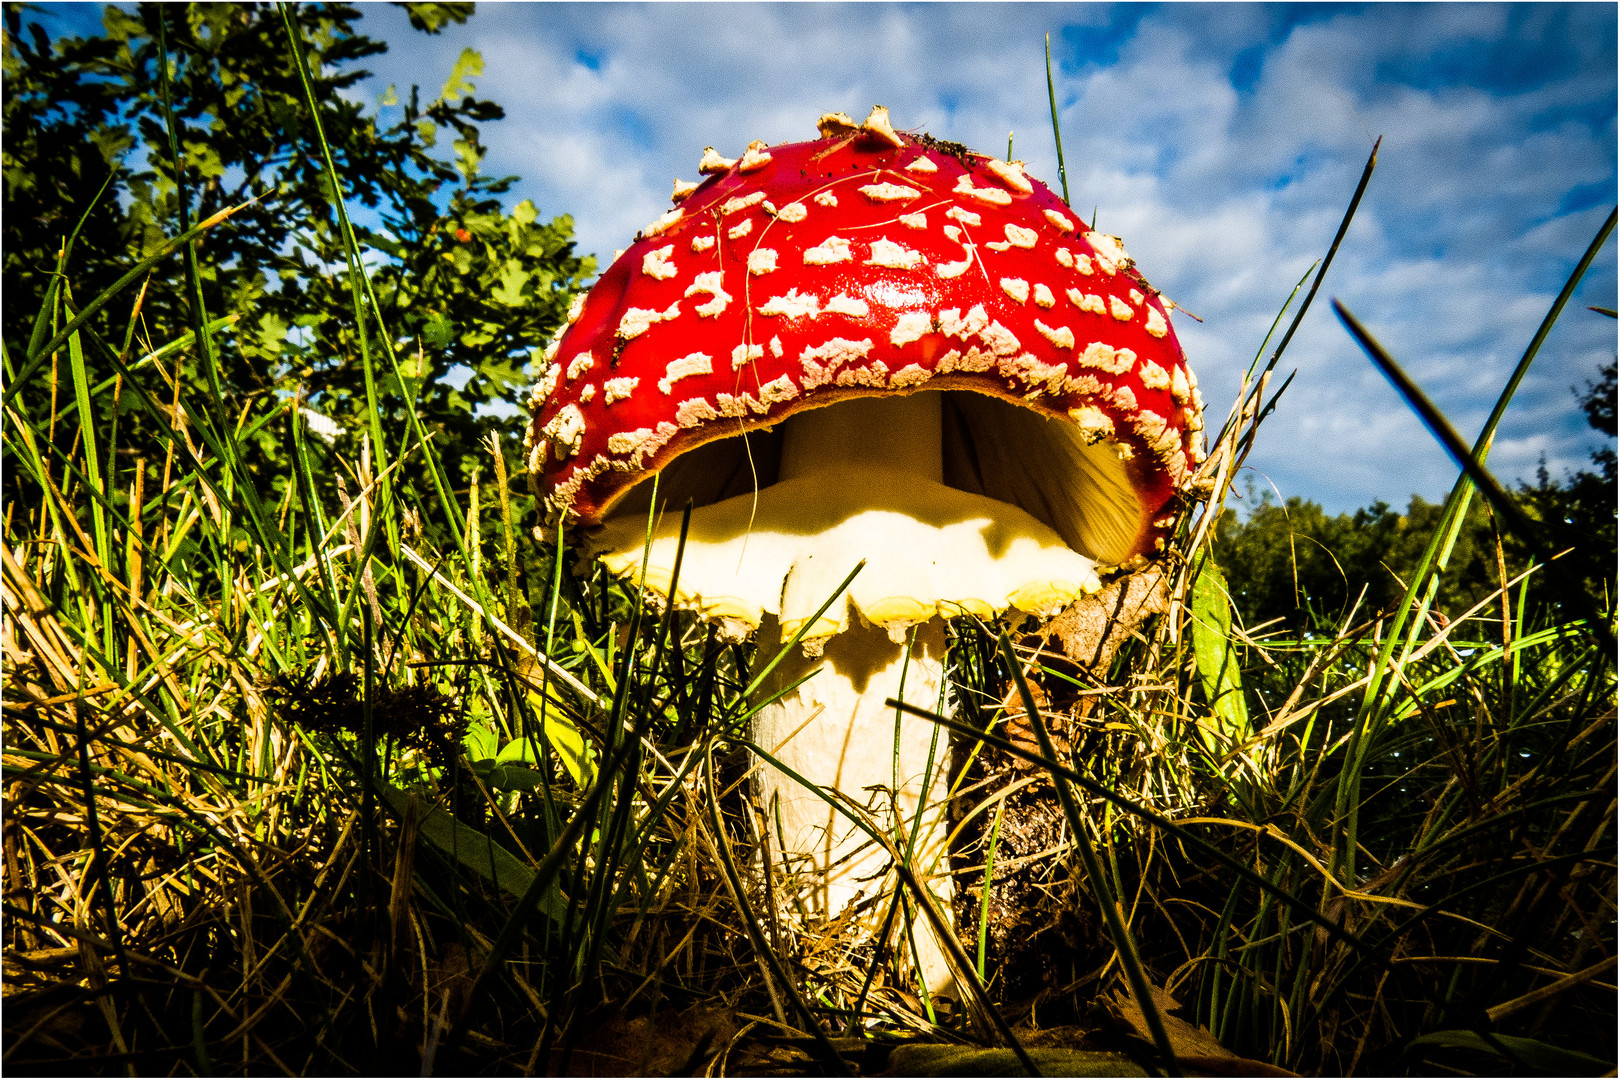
[36,3,1620,514]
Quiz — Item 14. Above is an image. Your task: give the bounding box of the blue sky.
[38,3,1620,514]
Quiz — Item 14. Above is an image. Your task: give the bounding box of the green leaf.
[439,47,483,104]
[484,764,546,791]
[462,720,498,762]
[2,0,594,574]
[575,610,617,693]
[400,2,475,34]
[380,786,565,923]
[88,125,135,167]
[1190,561,1250,738]
[1406,1030,1613,1076]
[182,139,227,181]
[526,688,595,786]
[102,6,145,40]
[490,262,530,307]
[880,1045,1147,1077]
[255,311,289,355]
[397,348,428,382]
[422,313,454,349]
[453,136,484,180]
[495,734,540,766]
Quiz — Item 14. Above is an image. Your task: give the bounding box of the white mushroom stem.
[751,616,955,994]
[752,394,957,996]
[588,392,1103,996]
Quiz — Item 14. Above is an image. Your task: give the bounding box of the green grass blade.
[22,165,118,365]
[701,748,852,1075]
[996,631,1179,1076]
[155,8,229,427]
[66,330,110,572]
[1335,301,1598,571]
[280,2,472,616]
[289,409,348,658]
[977,798,1006,981]
[1258,137,1380,381]
[441,730,636,1060]
[1332,205,1617,883]
[1045,33,1070,205]
[9,201,253,409]
[379,785,564,919]
[49,315,239,428]
[741,559,865,700]
[883,697,1376,960]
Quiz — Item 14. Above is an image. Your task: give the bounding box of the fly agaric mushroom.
[526,106,1203,994]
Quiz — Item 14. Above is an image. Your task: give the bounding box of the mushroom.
[526,107,1203,995]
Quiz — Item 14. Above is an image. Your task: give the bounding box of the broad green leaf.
[483,763,546,791]
[462,720,499,762]
[523,688,595,787]
[495,734,540,766]
[439,47,483,104]
[490,262,529,307]
[1190,561,1250,737]
[422,313,454,349]
[1407,1030,1612,1076]
[255,311,289,355]
[381,787,565,924]
[880,1045,1146,1077]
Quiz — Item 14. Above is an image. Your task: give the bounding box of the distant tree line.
[1215,360,1617,634]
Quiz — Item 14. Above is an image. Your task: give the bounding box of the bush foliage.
[2,0,593,498]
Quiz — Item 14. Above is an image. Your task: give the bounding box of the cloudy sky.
[44,2,1620,513]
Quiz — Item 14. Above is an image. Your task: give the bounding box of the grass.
[3,19,1615,1076]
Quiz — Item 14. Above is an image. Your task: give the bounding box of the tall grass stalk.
[1333,207,1617,885]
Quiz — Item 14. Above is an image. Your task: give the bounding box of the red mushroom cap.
[526,112,1204,565]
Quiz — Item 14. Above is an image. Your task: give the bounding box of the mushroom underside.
[588,390,1142,648]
